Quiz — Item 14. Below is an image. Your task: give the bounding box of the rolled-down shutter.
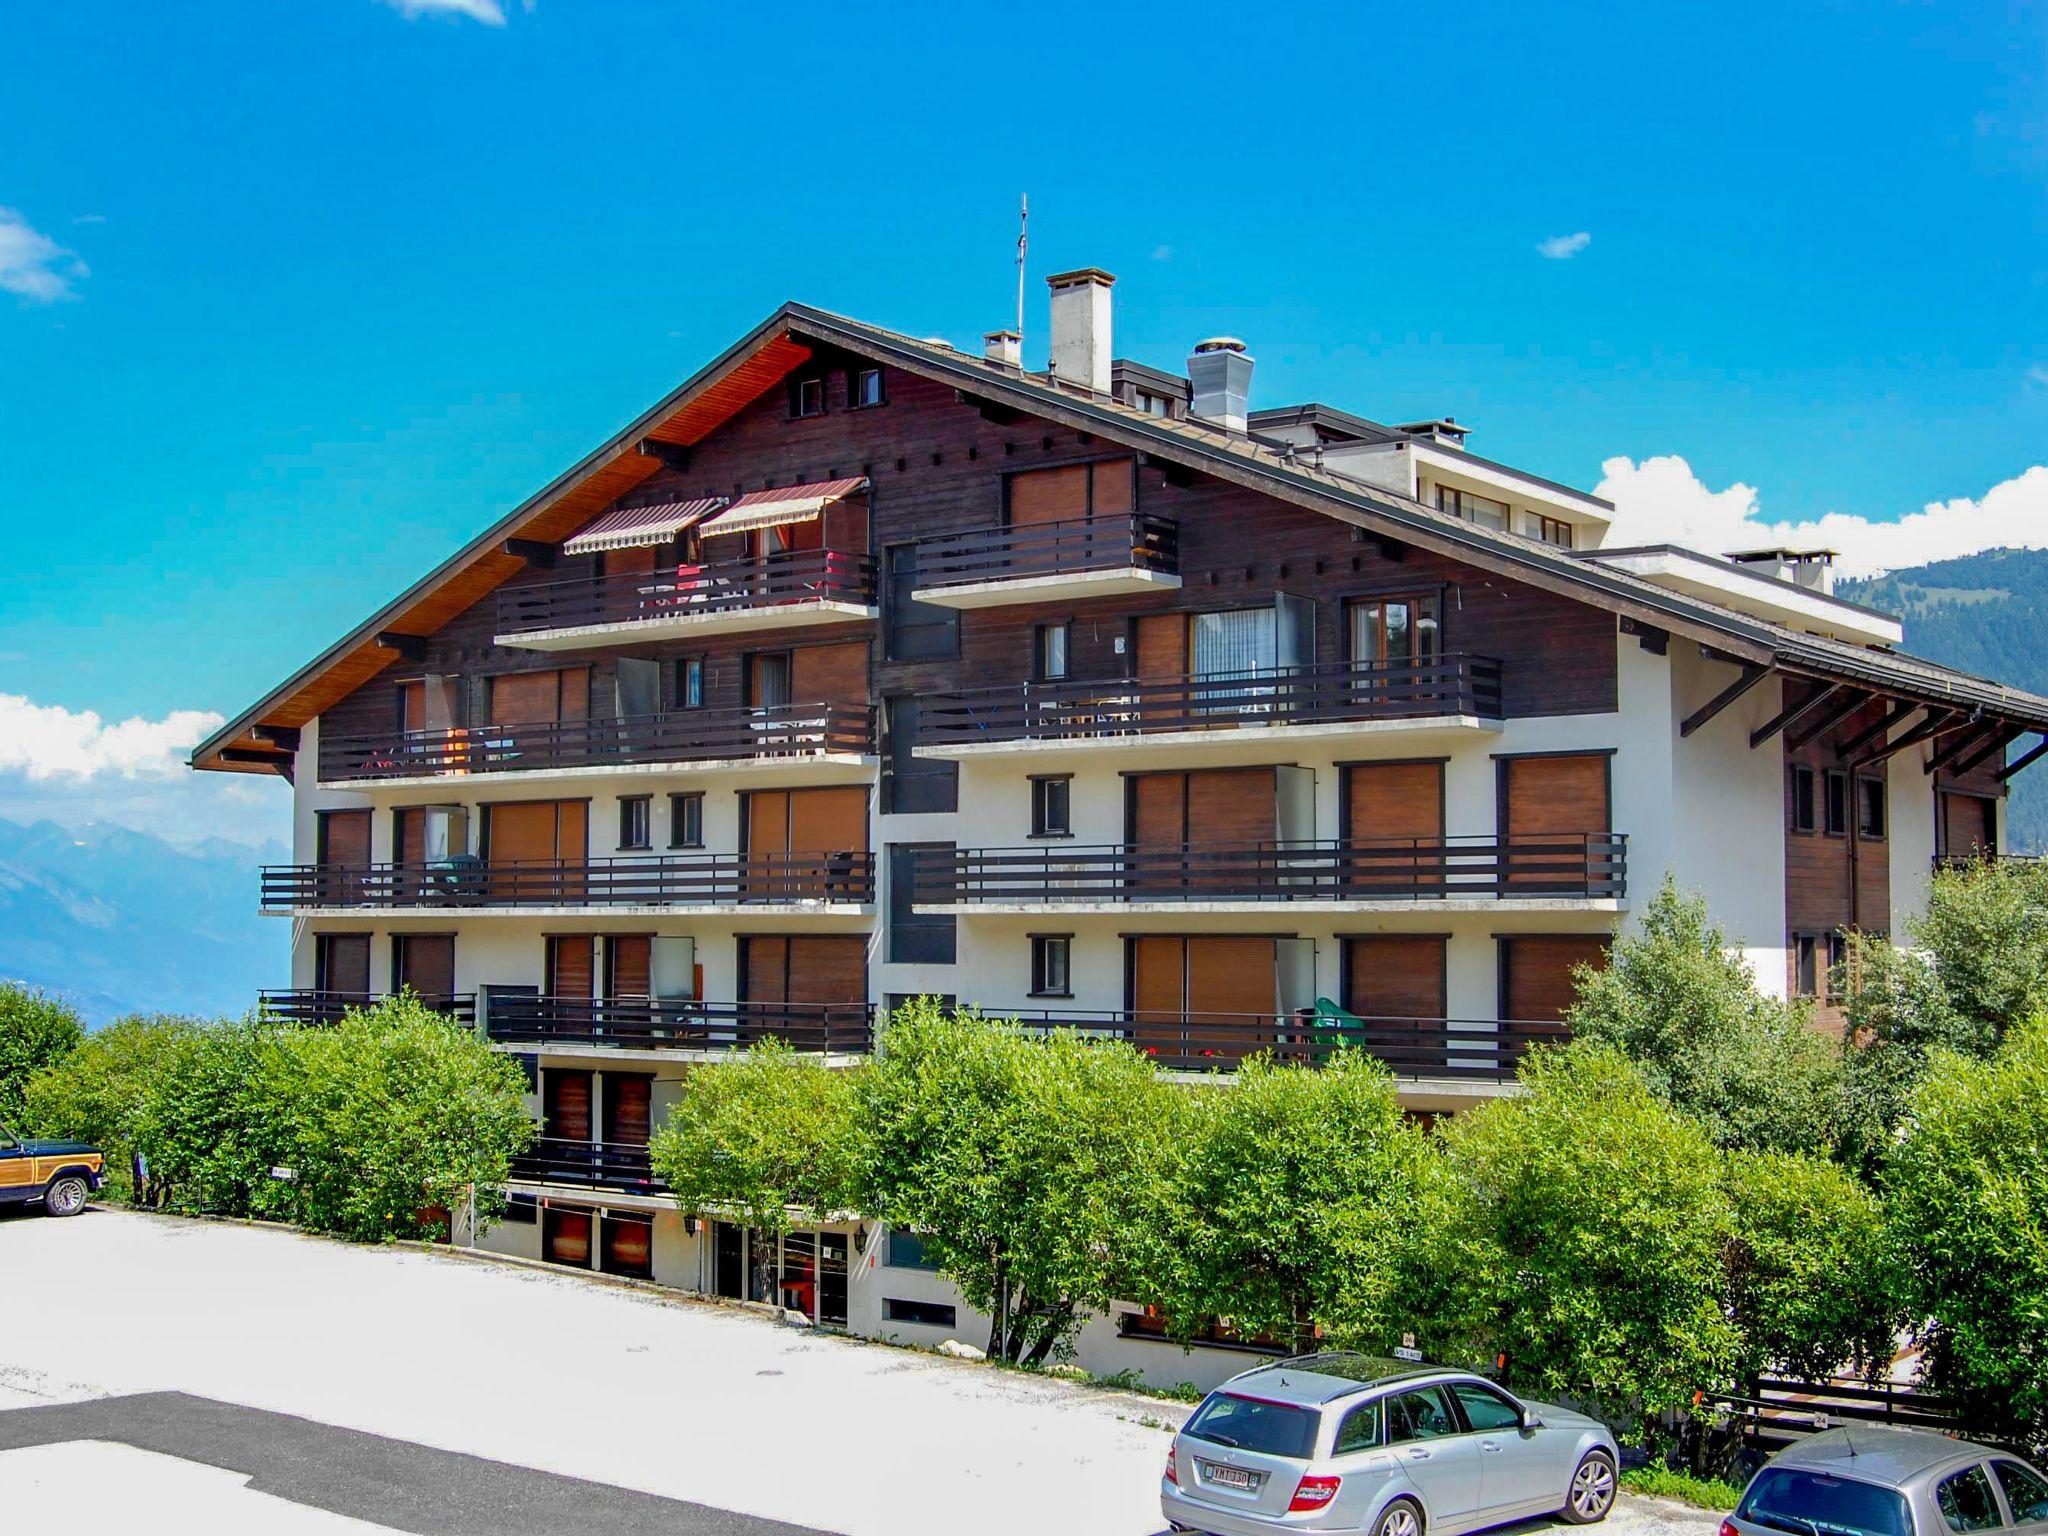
[1501,935,1608,1026]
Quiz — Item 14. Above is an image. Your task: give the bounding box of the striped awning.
[563,497,726,556]
[698,478,868,538]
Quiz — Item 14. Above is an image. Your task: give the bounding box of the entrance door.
[392,934,454,1005]
[1500,754,1610,891]
[1345,761,1445,893]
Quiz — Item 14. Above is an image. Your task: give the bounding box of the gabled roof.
[191,302,2048,774]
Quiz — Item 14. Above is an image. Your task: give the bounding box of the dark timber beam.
[1951,723,2027,777]
[1853,709,1956,768]
[250,725,301,754]
[1996,735,2048,782]
[1139,451,1198,489]
[501,538,557,569]
[1750,683,1843,751]
[635,438,691,472]
[219,748,293,783]
[955,389,1023,426]
[1786,689,1874,752]
[1620,617,1668,655]
[375,631,429,660]
[1833,699,1920,761]
[1681,664,1770,738]
[1925,720,1999,776]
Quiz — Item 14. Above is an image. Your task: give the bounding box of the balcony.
[913,835,1628,913]
[261,852,875,914]
[318,702,875,787]
[908,513,1180,609]
[256,989,476,1025]
[509,1138,666,1196]
[1004,1009,1564,1079]
[915,656,1502,762]
[494,548,877,651]
[484,995,873,1055]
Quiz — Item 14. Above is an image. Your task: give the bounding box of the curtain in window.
[1192,607,1277,679]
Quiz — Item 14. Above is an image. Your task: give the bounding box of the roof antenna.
[1015,193,1029,360]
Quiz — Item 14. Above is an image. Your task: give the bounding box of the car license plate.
[1205,1462,1256,1490]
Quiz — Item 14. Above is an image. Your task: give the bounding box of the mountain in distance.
[1838,546,2048,852]
[0,817,286,1026]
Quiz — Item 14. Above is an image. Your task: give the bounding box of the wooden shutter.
[1188,937,1278,1024]
[603,545,659,578]
[543,1207,592,1268]
[319,810,371,866]
[489,668,588,725]
[745,936,790,1005]
[601,1214,653,1278]
[785,936,866,1005]
[1344,936,1446,1022]
[1134,613,1188,679]
[399,681,427,733]
[317,934,371,995]
[747,791,790,855]
[1942,792,1996,855]
[486,802,558,864]
[1347,761,1445,891]
[607,935,651,999]
[548,936,595,999]
[1185,769,1276,847]
[1128,774,1186,851]
[393,808,426,866]
[1130,936,1189,1059]
[1502,935,1608,1025]
[790,641,867,704]
[394,935,454,1000]
[1502,755,1609,889]
[788,786,869,853]
[1089,459,1134,515]
[1009,464,1090,526]
[602,1074,652,1145]
[544,1069,593,1141]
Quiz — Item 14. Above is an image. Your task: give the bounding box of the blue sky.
[0,0,2044,843]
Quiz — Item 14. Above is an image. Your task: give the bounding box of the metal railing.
[484,995,874,1054]
[914,835,1627,904]
[495,547,876,636]
[509,1137,666,1195]
[909,512,1179,588]
[995,1009,1565,1078]
[317,701,874,783]
[262,851,875,910]
[917,656,1502,748]
[256,989,477,1026]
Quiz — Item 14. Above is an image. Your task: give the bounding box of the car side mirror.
[1521,1409,1544,1431]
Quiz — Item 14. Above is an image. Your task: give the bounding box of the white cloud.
[1151,244,1174,261]
[1537,231,1591,260]
[0,207,88,303]
[0,695,221,781]
[1594,455,2048,577]
[379,0,508,20]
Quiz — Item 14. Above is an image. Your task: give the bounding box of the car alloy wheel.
[1569,1454,1617,1521]
[1379,1500,1423,1536]
[44,1176,87,1217]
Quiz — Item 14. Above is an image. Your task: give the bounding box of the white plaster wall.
[1888,749,1938,938]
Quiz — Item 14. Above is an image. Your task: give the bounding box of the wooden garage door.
[1502,754,1609,889]
[544,1069,593,1141]
[1344,936,1447,1023]
[1501,935,1608,1027]
[543,1207,592,1269]
[602,1213,653,1278]
[393,934,455,1001]
[602,1073,652,1146]
[489,668,588,726]
[1346,761,1444,891]
[547,935,595,999]
[790,641,868,704]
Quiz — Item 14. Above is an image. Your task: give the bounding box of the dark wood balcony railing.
[510,1137,665,1195]
[495,547,876,637]
[256,989,476,1026]
[484,995,873,1054]
[317,701,875,783]
[998,1009,1565,1078]
[262,851,875,910]
[914,834,1627,904]
[917,656,1502,748]
[909,512,1179,589]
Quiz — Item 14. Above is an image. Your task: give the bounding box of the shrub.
[21,1013,204,1202]
[1884,1016,2048,1451]
[0,982,85,1125]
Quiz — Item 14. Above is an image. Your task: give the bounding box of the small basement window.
[883,1297,957,1328]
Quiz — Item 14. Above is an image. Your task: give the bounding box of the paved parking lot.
[0,1208,1718,1536]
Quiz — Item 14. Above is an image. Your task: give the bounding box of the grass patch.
[1622,1466,1743,1511]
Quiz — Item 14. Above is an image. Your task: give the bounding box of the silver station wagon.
[1162,1353,1619,1536]
[1725,1427,2048,1536]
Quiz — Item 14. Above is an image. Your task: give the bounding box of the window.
[885,545,960,661]
[851,367,885,408]
[884,697,958,814]
[1936,1466,2005,1535]
[888,842,956,964]
[1136,390,1172,417]
[668,792,704,849]
[882,1297,957,1328]
[1450,1382,1523,1433]
[1824,768,1850,836]
[1436,485,1509,531]
[1521,511,1575,548]
[751,652,792,709]
[1825,932,1848,997]
[1030,935,1072,998]
[618,796,651,850]
[885,1229,940,1270]
[1351,594,1442,666]
[502,1194,538,1225]
[1385,1387,1460,1445]
[1993,1461,2048,1524]
[1737,1469,1912,1536]
[1334,1400,1383,1455]
[678,657,704,710]
[1030,775,1072,838]
[1034,622,1070,681]
[790,375,825,418]
[1793,933,1820,998]
[1789,765,1818,833]
[1192,605,1278,678]
[1184,1394,1319,1459]
[1858,776,1887,839]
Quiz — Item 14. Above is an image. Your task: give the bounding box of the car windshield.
[1738,1468,1914,1536]
[1183,1393,1320,1460]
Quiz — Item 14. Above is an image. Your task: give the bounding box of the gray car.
[1161,1353,1620,1536]
[1726,1427,2048,1536]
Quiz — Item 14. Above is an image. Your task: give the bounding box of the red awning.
[697,478,868,538]
[563,497,726,556]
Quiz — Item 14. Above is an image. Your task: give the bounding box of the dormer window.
[1135,390,1172,417]
[791,376,826,418]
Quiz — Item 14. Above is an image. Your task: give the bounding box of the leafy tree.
[1720,1150,1899,1383]
[1166,1050,1424,1353]
[1420,1044,1737,1432]
[21,1013,204,1203]
[0,982,85,1125]
[1912,857,2048,1036]
[857,1000,1185,1365]
[1884,1016,2048,1451]
[1567,880,1843,1155]
[650,1041,864,1235]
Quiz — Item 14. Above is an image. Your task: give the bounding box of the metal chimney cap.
[1193,336,1249,355]
[982,328,1022,342]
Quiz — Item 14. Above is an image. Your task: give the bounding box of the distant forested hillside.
[1839,546,2048,852]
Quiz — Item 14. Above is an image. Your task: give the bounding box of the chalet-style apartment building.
[194,273,2048,1384]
